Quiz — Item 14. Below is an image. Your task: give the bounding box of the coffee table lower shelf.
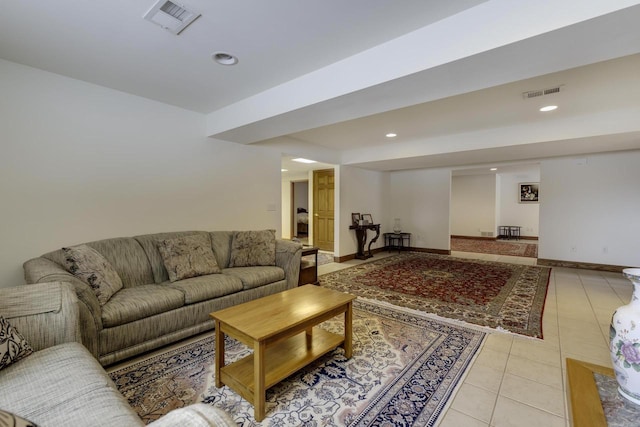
[220,327,343,404]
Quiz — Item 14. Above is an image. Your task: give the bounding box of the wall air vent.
[522,85,563,99]
[143,0,201,35]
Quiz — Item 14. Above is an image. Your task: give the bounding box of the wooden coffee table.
[210,285,356,421]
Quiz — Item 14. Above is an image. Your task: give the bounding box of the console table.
[349,223,380,260]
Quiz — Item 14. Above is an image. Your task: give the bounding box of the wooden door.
[313,169,334,251]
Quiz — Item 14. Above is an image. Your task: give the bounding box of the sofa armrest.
[275,239,302,289]
[23,257,103,357]
[0,282,80,351]
[147,404,236,427]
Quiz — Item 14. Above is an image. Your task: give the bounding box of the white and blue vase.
[610,268,640,405]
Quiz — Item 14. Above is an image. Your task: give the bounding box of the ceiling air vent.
[522,85,563,99]
[143,0,201,35]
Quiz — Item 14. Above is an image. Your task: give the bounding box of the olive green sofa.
[23,230,302,366]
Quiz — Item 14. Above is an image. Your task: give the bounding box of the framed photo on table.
[351,213,360,226]
[519,182,539,203]
[361,214,373,225]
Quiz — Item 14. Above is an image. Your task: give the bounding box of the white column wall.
[0,59,282,287]
[451,175,496,237]
[389,169,451,250]
[539,150,640,266]
[337,165,389,257]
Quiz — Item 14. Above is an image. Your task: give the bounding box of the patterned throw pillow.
[63,245,124,306]
[157,234,221,282]
[0,409,38,427]
[0,316,33,371]
[229,230,276,267]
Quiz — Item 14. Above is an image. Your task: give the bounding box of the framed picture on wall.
[519,182,539,203]
[351,213,361,225]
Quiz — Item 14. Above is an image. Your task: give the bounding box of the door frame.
[313,168,335,252]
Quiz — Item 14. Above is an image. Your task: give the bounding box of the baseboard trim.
[335,246,450,262]
[334,254,354,263]
[408,247,451,255]
[451,235,494,241]
[334,247,387,263]
[537,258,630,273]
[450,234,539,241]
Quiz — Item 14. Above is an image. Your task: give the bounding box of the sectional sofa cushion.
[133,231,206,284]
[0,408,38,426]
[0,343,143,427]
[63,245,123,306]
[166,274,243,304]
[209,231,233,268]
[222,266,285,290]
[156,234,221,282]
[0,317,33,371]
[100,285,185,328]
[229,230,276,267]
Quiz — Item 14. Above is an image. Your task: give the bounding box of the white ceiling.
[2,0,640,173]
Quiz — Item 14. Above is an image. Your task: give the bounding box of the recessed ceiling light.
[386,133,397,138]
[539,105,558,112]
[292,158,317,164]
[212,52,238,66]
[281,169,288,172]
[490,168,498,171]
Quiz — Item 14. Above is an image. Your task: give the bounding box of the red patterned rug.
[451,237,538,258]
[320,252,551,338]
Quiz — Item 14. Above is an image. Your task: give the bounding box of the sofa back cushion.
[228,230,276,267]
[157,234,221,282]
[134,231,209,284]
[210,231,234,269]
[0,316,33,371]
[43,237,154,289]
[62,245,123,305]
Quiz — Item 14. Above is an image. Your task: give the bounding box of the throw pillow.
[63,245,124,306]
[0,409,38,427]
[229,230,276,267]
[157,234,221,282]
[0,316,33,371]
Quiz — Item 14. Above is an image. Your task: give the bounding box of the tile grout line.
[488,336,513,426]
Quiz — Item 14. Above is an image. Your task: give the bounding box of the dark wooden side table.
[299,246,319,285]
[384,232,411,252]
[498,225,521,240]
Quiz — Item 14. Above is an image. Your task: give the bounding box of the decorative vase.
[393,218,402,233]
[610,268,640,405]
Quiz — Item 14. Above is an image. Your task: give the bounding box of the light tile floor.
[318,249,631,427]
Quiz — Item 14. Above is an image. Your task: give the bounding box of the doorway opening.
[292,180,309,245]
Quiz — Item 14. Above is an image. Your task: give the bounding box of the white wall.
[497,170,540,237]
[450,169,540,238]
[451,174,496,237]
[0,59,282,287]
[337,165,388,257]
[390,169,451,250]
[539,151,640,266]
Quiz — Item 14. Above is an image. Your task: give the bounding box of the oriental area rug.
[317,251,335,266]
[451,237,538,258]
[320,252,551,338]
[109,300,485,426]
